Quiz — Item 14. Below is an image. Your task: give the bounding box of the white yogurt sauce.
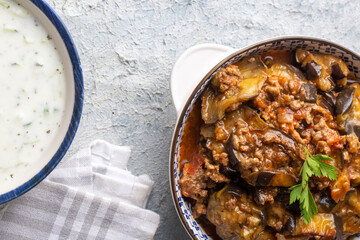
[0,1,66,182]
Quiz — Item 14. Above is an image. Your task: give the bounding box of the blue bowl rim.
[0,0,84,204]
[169,36,360,240]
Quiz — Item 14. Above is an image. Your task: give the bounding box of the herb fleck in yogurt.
[0,0,66,182]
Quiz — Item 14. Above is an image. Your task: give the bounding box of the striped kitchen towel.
[0,140,160,240]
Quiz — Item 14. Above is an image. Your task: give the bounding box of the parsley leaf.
[300,185,318,224]
[317,160,338,180]
[289,147,338,224]
[289,184,302,204]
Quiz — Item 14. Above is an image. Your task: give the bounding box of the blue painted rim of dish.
[0,0,84,204]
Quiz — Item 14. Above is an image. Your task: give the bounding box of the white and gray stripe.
[0,140,160,239]
[0,181,159,239]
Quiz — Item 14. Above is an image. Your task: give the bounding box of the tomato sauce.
[179,101,203,170]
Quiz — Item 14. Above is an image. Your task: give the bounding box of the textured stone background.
[47,0,360,239]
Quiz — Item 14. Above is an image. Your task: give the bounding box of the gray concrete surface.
[47,0,360,239]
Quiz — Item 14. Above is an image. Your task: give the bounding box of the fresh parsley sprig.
[289,147,338,224]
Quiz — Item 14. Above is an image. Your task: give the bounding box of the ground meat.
[254,187,279,205]
[309,176,332,190]
[282,94,294,103]
[346,155,360,181]
[342,134,360,154]
[214,122,228,142]
[204,158,230,183]
[340,135,360,181]
[233,127,250,147]
[224,197,237,210]
[192,202,207,219]
[316,141,331,155]
[207,188,265,240]
[241,157,261,172]
[287,77,301,95]
[254,148,264,161]
[212,65,243,92]
[256,72,342,154]
[331,171,351,202]
[205,138,229,166]
[312,118,343,149]
[230,119,301,186]
[180,167,207,201]
[289,99,304,111]
[180,156,229,211]
[212,151,229,166]
[342,149,351,162]
[311,105,334,122]
[277,107,294,124]
[267,202,291,232]
[264,85,280,98]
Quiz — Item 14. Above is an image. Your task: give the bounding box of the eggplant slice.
[226,106,300,187]
[295,49,351,92]
[335,86,355,115]
[207,185,266,240]
[337,83,360,139]
[201,57,267,124]
[301,83,317,103]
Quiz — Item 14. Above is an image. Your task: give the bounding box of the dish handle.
[170,43,237,118]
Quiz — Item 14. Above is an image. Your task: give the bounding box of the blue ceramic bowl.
[170,37,360,239]
[0,0,83,203]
